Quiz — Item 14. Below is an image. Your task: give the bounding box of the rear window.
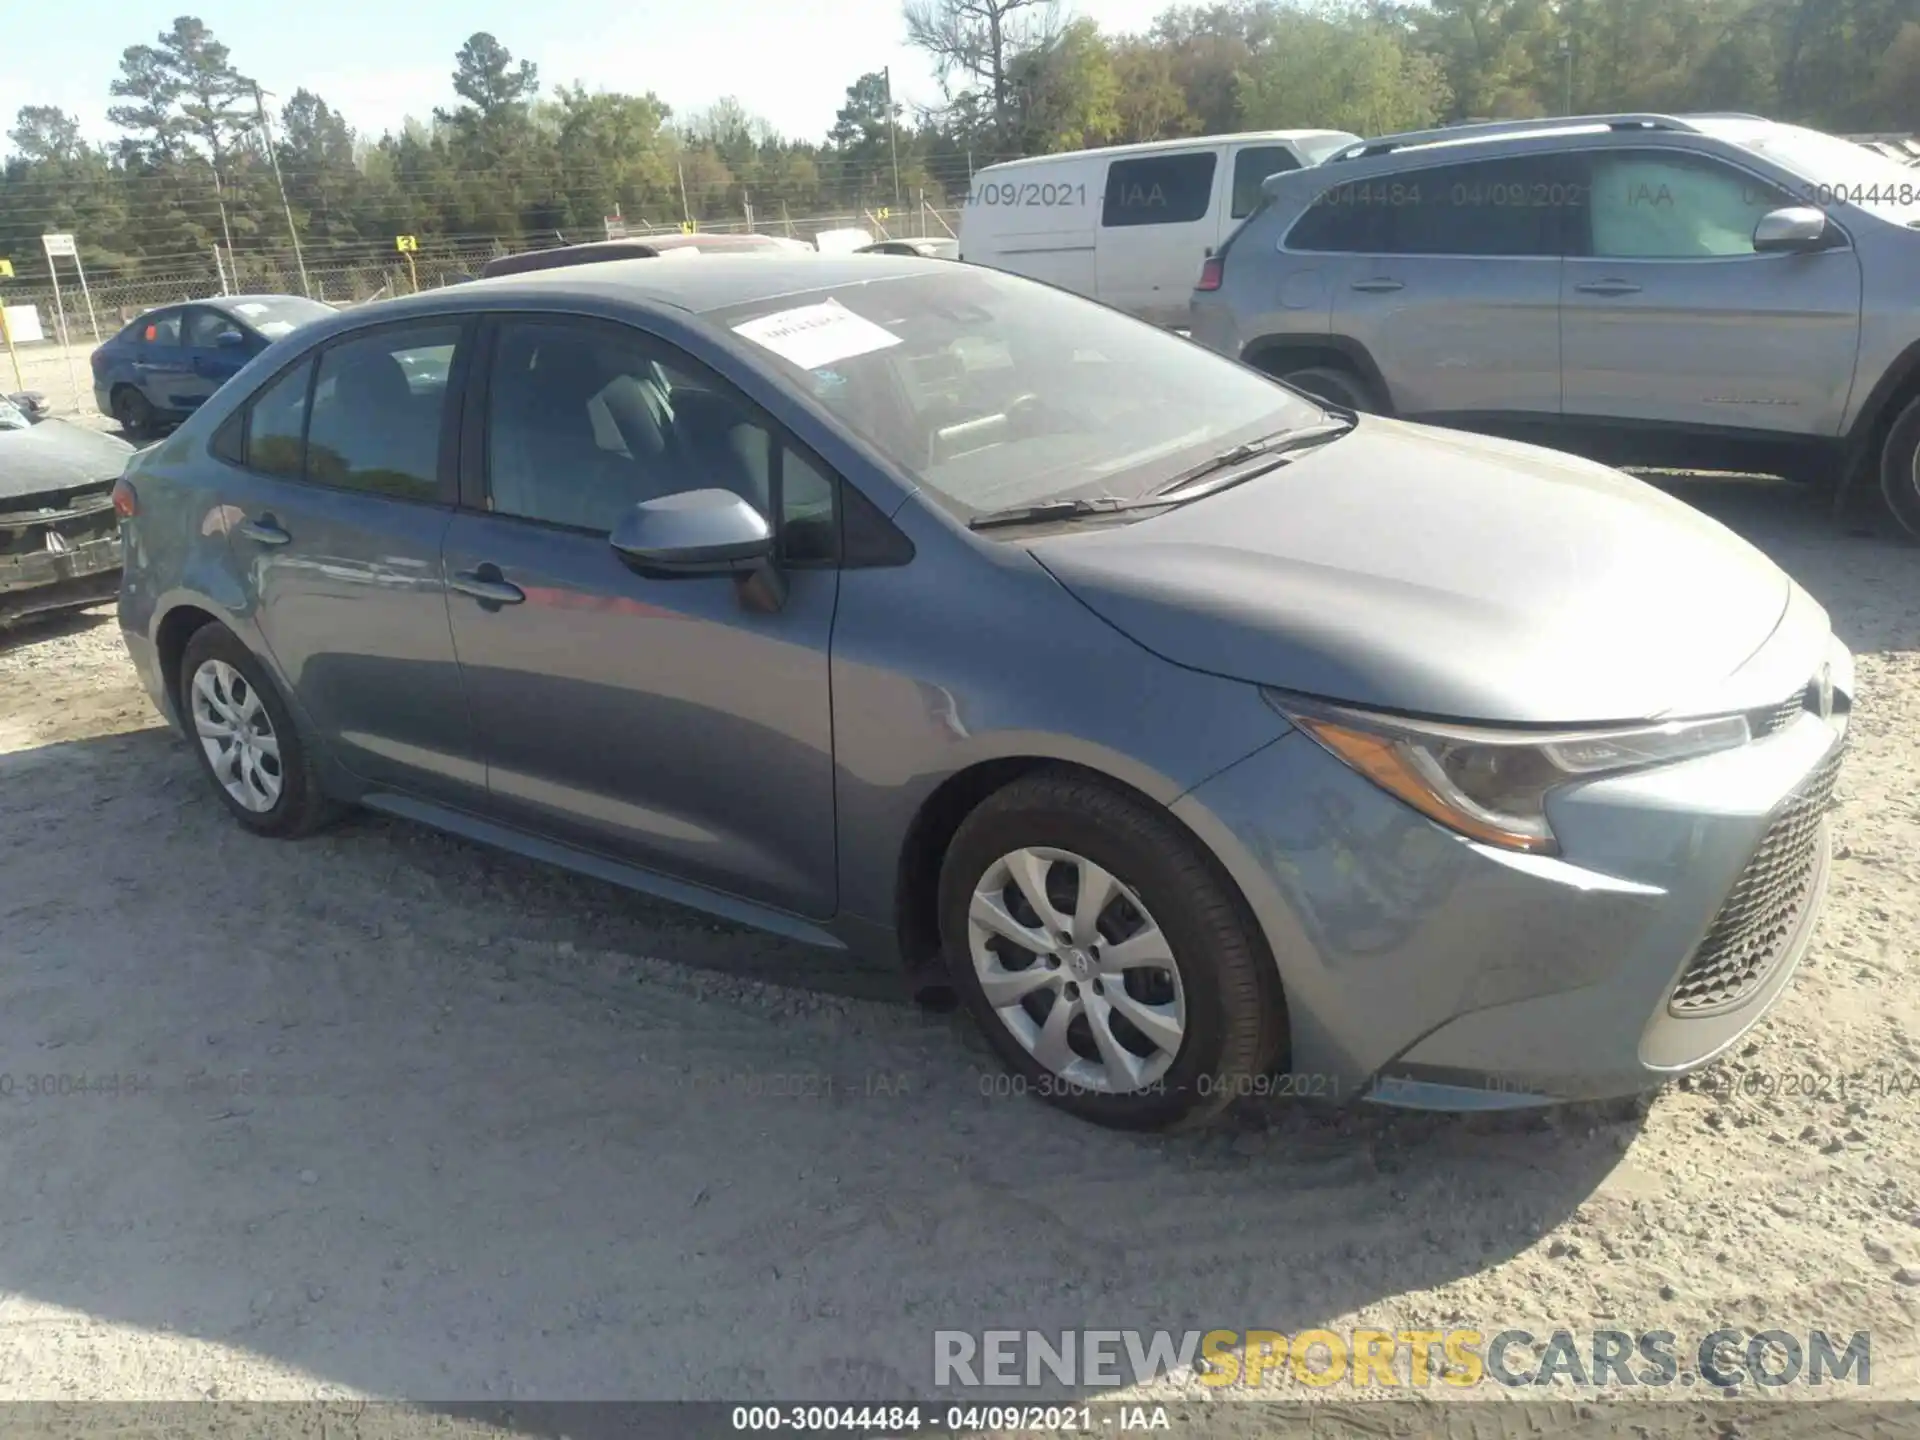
[708,267,1322,517]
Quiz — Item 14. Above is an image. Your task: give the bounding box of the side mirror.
[610,488,773,576]
[215,329,247,349]
[1753,206,1829,253]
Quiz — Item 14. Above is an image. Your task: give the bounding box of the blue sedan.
[91,294,334,438]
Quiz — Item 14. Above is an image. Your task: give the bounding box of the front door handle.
[236,516,291,546]
[1574,279,1643,296]
[450,565,525,607]
[1351,277,1404,293]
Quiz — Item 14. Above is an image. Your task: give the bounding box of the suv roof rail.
[1326,113,1704,162]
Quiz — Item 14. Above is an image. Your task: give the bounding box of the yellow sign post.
[680,221,697,235]
[0,260,21,391]
[395,234,420,293]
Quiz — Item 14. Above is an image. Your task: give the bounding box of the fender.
[1843,335,1920,458]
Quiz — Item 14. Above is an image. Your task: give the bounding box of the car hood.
[0,420,134,504]
[1029,417,1793,725]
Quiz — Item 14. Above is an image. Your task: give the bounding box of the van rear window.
[1101,153,1217,228]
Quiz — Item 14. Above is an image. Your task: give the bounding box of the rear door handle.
[450,566,525,607]
[1351,278,1404,293]
[1574,279,1643,296]
[236,517,291,546]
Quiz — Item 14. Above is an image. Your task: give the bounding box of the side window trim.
[462,310,846,565]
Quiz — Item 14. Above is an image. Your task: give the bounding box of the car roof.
[979,130,1355,173]
[1320,112,1776,165]
[352,253,952,322]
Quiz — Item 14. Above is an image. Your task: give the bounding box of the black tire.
[1278,364,1381,414]
[177,624,339,838]
[938,768,1283,1132]
[111,385,157,440]
[1879,394,1920,541]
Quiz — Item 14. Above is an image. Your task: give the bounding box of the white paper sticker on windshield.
[732,299,902,370]
[233,302,268,317]
[256,321,294,338]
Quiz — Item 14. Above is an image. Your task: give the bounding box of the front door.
[1096,148,1222,327]
[130,308,194,415]
[1560,148,1863,436]
[216,318,485,804]
[441,314,841,918]
[1304,152,1571,421]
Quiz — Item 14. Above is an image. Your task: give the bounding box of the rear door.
[1559,147,1863,436]
[212,318,484,805]
[179,307,246,413]
[1096,147,1221,326]
[1294,152,1571,419]
[130,308,192,414]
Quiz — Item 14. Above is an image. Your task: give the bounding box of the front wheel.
[939,770,1282,1131]
[178,625,339,838]
[1879,394,1920,540]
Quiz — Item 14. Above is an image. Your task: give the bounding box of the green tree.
[1237,4,1452,135]
[1010,19,1122,153]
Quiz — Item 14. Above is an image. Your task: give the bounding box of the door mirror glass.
[609,488,773,577]
[1753,206,1829,253]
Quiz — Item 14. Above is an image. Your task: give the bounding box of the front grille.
[0,482,118,557]
[1668,741,1844,1017]
[1751,683,1815,738]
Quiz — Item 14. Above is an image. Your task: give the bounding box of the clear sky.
[3,0,1170,152]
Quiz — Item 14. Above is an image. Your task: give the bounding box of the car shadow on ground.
[0,724,1638,1409]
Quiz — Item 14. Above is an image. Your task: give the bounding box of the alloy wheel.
[966,847,1186,1092]
[190,658,283,813]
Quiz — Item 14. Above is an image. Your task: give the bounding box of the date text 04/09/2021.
[729,1405,1172,1432]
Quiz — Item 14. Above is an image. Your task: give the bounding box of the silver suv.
[1190,113,1920,536]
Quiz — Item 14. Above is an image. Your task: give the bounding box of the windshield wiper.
[1145,419,1356,500]
[968,494,1177,531]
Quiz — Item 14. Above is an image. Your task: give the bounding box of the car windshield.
[707,268,1323,515]
[221,296,335,340]
[0,397,27,432]
[1715,123,1920,222]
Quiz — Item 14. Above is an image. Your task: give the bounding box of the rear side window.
[1288,155,1574,257]
[1231,146,1301,219]
[242,360,315,479]
[304,325,460,502]
[1102,152,1218,228]
[137,311,182,346]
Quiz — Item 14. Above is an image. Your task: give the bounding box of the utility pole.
[254,83,311,297]
[677,162,693,229]
[883,65,903,213]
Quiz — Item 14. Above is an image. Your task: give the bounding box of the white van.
[958,131,1360,327]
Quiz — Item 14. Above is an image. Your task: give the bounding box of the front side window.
[1583,151,1791,258]
[710,266,1325,517]
[303,324,459,501]
[1102,152,1218,228]
[185,308,236,349]
[1231,146,1301,219]
[485,317,837,558]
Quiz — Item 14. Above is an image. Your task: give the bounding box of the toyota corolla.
[114,255,1850,1130]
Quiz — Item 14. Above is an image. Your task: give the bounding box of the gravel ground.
[0,410,1916,1423]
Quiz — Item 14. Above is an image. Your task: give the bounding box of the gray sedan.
[114,254,1851,1130]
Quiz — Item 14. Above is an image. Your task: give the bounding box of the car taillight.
[111,477,138,518]
[1196,254,1224,291]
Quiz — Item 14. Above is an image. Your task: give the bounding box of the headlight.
[1265,692,1752,854]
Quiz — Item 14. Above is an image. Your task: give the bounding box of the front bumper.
[1172,636,1854,1109]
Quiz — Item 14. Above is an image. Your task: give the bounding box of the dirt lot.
[0,446,1917,1416]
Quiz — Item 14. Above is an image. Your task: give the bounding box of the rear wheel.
[1879,394,1920,540]
[111,386,157,440]
[178,625,339,838]
[938,770,1281,1132]
[1275,363,1380,414]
